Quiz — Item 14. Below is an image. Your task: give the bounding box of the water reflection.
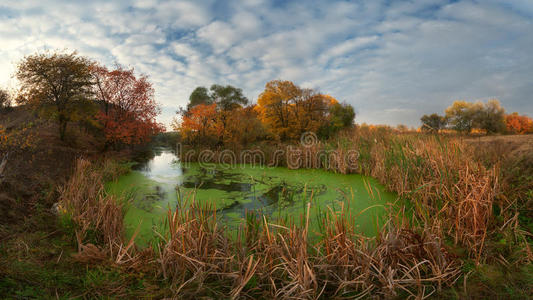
[109,148,398,243]
[135,148,183,184]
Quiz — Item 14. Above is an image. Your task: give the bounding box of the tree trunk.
[0,153,8,184]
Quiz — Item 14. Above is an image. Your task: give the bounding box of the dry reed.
[58,158,149,267]
[181,128,500,257]
[59,127,507,297]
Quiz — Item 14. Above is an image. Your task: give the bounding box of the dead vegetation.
[58,159,148,269]
[54,128,532,298]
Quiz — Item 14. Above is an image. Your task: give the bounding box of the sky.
[1,0,532,128]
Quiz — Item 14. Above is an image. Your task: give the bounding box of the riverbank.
[0,107,160,298]
[172,128,533,297]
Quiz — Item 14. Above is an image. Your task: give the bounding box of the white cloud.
[197,21,239,53]
[154,1,212,28]
[0,0,532,128]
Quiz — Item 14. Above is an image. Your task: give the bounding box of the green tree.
[420,113,447,133]
[445,100,506,134]
[476,99,506,133]
[209,84,248,111]
[16,51,93,140]
[445,101,483,133]
[187,87,212,111]
[186,85,248,112]
[319,102,355,138]
[330,102,355,128]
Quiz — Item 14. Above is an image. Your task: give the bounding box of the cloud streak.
[0,0,532,127]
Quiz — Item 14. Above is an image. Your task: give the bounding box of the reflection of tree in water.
[137,185,166,212]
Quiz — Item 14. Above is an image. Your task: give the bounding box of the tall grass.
[58,127,518,297]
[181,128,500,257]
[58,159,147,267]
[153,198,461,298]
[60,158,462,298]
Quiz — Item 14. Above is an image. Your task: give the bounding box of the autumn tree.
[445,100,506,134]
[210,84,249,143]
[223,106,265,145]
[420,113,447,133]
[16,51,93,140]
[178,80,354,146]
[256,80,352,140]
[173,103,219,145]
[505,112,533,134]
[91,64,163,147]
[292,90,329,135]
[179,84,249,144]
[256,80,305,140]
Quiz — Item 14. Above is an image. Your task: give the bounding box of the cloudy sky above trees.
[1,0,532,127]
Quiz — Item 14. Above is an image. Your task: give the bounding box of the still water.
[106,148,399,243]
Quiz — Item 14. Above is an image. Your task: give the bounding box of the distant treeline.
[421,100,532,134]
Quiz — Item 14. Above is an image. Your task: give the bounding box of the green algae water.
[107,148,399,244]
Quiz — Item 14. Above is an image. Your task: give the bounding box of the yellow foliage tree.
[255,80,301,140]
[256,80,340,140]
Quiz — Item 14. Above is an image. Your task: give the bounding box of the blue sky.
[1,0,532,128]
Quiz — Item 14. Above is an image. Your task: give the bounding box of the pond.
[106,148,399,244]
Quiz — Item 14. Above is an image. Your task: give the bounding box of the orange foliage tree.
[173,103,220,145]
[256,80,352,140]
[505,112,533,134]
[176,84,252,146]
[92,64,163,147]
[174,104,265,146]
[175,80,354,146]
